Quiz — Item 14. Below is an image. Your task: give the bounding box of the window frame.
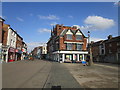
[66,34,73,40]
[66,43,73,50]
[76,44,83,50]
[76,35,82,40]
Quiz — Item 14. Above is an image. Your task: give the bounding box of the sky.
[2,2,119,52]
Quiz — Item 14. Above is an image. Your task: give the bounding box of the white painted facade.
[42,44,47,54]
[2,27,17,62]
[7,27,17,48]
[52,50,88,63]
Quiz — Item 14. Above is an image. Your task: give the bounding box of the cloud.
[114,1,120,6]
[90,37,105,42]
[38,14,59,20]
[80,16,115,31]
[68,15,73,18]
[16,17,24,22]
[50,22,57,26]
[38,28,51,33]
[27,42,46,52]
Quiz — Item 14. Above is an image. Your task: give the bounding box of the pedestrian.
[82,60,87,66]
[86,55,90,66]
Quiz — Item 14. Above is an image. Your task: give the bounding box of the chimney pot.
[108,35,112,39]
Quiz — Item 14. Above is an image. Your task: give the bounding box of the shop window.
[79,55,83,60]
[65,54,73,61]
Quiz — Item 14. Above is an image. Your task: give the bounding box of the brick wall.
[16,35,23,50]
[0,21,2,43]
[47,24,87,53]
[2,24,9,46]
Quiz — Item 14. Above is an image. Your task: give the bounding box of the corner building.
[47,24,88,63]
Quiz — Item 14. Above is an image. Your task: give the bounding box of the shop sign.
[16,49,18,52]
[9,47,15,52]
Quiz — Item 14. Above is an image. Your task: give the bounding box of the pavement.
[2,59,81,89]
[64,62,119,88]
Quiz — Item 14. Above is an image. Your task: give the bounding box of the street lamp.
[88,31,93,66]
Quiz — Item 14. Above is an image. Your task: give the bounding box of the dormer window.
[66,29,73,40]
[67,34,72,40]
[76,35,82,40]
[76,30,82,40]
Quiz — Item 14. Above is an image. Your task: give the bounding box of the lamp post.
[88,31,93,66]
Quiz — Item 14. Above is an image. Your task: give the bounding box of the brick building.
[0,17,5,62]
[1,17,27,63]
[22,42,28,60]
[31,44,47,59]
[47,24,88,63]
[15,34,23,61]
[91,35,120,63]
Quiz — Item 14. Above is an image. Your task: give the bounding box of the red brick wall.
[91,46,99,57]
[16,35,23,50]
[2,24,9,46]
[47,24,87,53]
[105,42,117,54]
[0,21,2,43]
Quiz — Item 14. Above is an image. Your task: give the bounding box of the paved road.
[2,60,81,88]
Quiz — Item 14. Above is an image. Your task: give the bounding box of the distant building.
[22,42,27,60]
[47,24,88,63]
[31,44,47,59]
[91,35,120,64]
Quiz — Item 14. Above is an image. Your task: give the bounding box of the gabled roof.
[0,17,5,22]
[91,36,120,47]
[60,29,87,38]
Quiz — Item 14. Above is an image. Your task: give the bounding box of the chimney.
[108,35,112,39]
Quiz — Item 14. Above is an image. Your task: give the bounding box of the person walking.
[86,55,90,66]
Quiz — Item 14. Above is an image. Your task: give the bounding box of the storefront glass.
[79,54,83,60]
[65,54,73,61]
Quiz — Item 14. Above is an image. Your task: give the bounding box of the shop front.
[52,51,88,63]
[8,47,16,62]
[16,49,22,61]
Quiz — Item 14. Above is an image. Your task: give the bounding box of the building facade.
[91,35,120,64]
[1,17,27,63]
[16,34,23,61]
[22,42,28,60]
[47,24,88,63]
[31,44,47,59]
[0,17,5,62]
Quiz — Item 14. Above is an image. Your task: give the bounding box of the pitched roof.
[91,36,120,46]
[60,29,87,38]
